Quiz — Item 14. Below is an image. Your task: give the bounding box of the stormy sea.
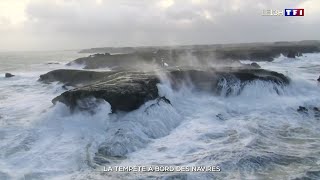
[1,44,320,179]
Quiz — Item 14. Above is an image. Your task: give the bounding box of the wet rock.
[67,52,154,70]
[5,73,14,78]
[46,62,60,65]
[67,50,238,70]
[297,106,308,113]
[287,50,297,58]
[75,41,320,68]
[62,84,71,90]
[169,68,290,91]
[286,50,303,58]
[39,69,115,86]
[297,106,320,118]
[52,71,160,112]
[216,114,225,120]
[159,96,171,104]
[317,76,320,82]
[51,68,289,113]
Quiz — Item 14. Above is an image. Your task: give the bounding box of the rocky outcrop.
[67,53,157,70]
[72,41,320,70]
[317,76,320,82]
[214,44,315,61]
[50,68,289,112]
[39,69,115,86]
[286,50,303,58]
[52,71,160,112]
[297,106,308,113]
[297,106,320,119]
[46,62,60,65]
[5,73,14,78]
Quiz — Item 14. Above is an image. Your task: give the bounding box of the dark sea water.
[0,52,320,179]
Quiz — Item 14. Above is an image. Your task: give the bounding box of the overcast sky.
[0,0,319,51]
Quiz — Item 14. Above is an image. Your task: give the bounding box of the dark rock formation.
[5,73,14,78]
[216,114,225,120]
[39,69,115,86]
[46,62,60,65]
[79,40,320,55]
[286,51,297,58]
[168,68,289,90]
[317,76,320,82]
[52,71,160,112]
[297,106,308,113]
[50,68,289,112]
[214,44,316,61]
[297,106,320,119]
[67,52,159,70]
[286,51,303,58]
[73,41,320,69]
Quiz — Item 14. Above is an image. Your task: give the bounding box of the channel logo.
[262,9,304,16]
[285,9,304,16]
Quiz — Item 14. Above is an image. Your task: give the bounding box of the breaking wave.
[1,52,320,179]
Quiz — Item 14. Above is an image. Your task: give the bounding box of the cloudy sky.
[0,0,319,51]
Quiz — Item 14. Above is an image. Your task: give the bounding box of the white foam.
[1,52,320,179]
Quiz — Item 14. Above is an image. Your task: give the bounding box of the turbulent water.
[0,52,320,180]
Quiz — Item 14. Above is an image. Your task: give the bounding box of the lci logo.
[262,9,304,16]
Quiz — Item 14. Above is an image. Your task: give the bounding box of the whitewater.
[0,51,320,179]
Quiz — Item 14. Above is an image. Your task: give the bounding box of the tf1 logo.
[285,9,304,16]
[262,9,304,16]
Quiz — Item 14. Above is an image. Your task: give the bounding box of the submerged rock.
[5,73,14,78]
[50,68,289,112]
[216,114,225,120]
[297,106,308,113]
[297,106,320,119]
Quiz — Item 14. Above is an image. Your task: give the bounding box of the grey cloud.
[1,0,319,50]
